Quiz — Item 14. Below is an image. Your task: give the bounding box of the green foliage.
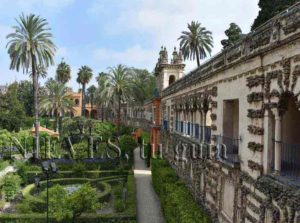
[0,214,137,223]
[48,185,72,221]
[221,23,243,48]
[119,135,137,167]
[113,184,125,212]
[93,122,115,142]
[118,125,133,136]
[16,161,41,185]
[0,161,10,172]
[152,159,211,223]
[252,0,300,30]
[16,80,34,116]
[178,21,213,67]
[72,141,89,159]
[2,174,22,201]
[141,131,150,144]
[0,83,28,131]
[56,60,71,84]
[72,162,86,177]
[68,183,100,221]
[114,199,125,213]
[129,69,156,105]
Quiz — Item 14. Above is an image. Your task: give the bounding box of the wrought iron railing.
[204,126,211,143]
[180,121,184,133]
[217,135,240,165]
[274,140,300,177]
[187,122,191,136]
[163,120,168,131]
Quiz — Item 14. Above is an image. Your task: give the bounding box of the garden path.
[134,148,165,223]
[0,166,15,179]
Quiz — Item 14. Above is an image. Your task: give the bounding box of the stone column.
[274,112,282,173]
[263,109,271,174]
[203,112,207,142]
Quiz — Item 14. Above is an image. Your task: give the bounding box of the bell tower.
[154,46,185,95]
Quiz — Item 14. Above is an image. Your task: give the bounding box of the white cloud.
[89,0,259,73]
[93,45,157,70]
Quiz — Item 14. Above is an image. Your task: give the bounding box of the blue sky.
[0,0,259,90]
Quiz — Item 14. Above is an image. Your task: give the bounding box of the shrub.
[119,135,137,167]
[114,199,125,213]
[73,141,89,159]
[2,174,22,201]
[72,162,86,177]
[0,200,6,211]
[151,159,211,223]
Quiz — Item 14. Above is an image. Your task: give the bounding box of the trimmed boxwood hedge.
[24,170,129,183]
[4,174,137,223]
[151,159,211,223]
[22,177,126,204]
[0,213,137,223]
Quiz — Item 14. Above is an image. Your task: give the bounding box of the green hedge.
[24,170,129,183]
[151,159,211,223]
[1,174,137,223]
[0,213,136,223]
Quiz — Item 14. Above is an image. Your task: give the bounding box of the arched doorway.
[169,75,175,85]
[84,109,90,117]
[75,99,80,106]
[281,97,300,176]
[91,110,97,119]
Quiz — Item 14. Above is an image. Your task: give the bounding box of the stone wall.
[157,3,300,223]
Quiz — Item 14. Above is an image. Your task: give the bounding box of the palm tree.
[40,81,75,135]
[87,85,97,110]
[178,21,213,67]
[101,65,131,129]
[95,73,110,122]
[129,69,156,105]
[76,66,93,117]
[6,14,56,159]
[56,59,71,84]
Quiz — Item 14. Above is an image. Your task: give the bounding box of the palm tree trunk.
[196,49,200,67]
[117,94,121,132]
[31,51,39,159]
[82,84,86,117]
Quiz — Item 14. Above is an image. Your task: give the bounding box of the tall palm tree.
[56,59,71,84]
[95,73,110,122]
[40,81,75,135]
[76,66,93,117]
[87,85,97,110]
[101,65,131,129]
[129,69,156,105]
[178,21,213,67]
[6,14,56,159]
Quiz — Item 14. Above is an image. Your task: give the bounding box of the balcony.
[217,135,240,166]
[273,140,300,178]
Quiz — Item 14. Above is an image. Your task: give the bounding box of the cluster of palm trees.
[5,12,213,159]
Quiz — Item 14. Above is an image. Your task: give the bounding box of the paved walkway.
[134,148,165,223]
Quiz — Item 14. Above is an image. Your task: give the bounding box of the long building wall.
[128,4,300,223]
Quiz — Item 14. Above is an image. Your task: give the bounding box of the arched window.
[169,75,175,85]
[75,99,80,106]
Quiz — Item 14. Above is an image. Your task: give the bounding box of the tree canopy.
[178,21,213,67]
[221,23,243,49]
[252,0,300,30]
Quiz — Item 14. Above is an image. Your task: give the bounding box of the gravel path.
[0,166,15,178]
[134,148,165,223]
